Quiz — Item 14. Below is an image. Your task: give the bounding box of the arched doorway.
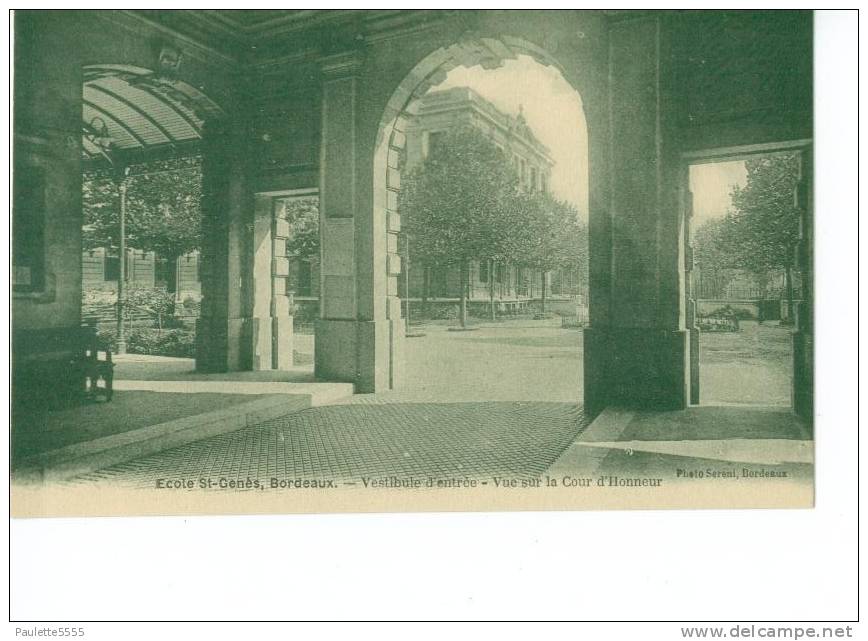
[315,24,610,396]
[371,36,590,402]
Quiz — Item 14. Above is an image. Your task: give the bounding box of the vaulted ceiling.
[127,9,431,64]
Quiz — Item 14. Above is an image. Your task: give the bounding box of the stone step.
[13,383,355,484]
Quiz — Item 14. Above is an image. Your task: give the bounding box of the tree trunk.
[422,265,430,315]
[784,264,795,326]
[459,261,468,328]
[757,272,770,300]
[540,270,547,314]
[489,259,496,322]
[404,259,411,334]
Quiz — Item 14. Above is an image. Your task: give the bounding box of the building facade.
[82,248,201,296]
[401,86,581,310]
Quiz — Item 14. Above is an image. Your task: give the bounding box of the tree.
[282,196,320,260]
[516,193,586,313]
[280,195,320,298]
[82,156,203,290]
[726,154,801,320]
[693,217,739,298]
[400,126,521,327]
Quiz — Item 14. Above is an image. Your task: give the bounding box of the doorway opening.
[687,144,810,408]
[252,189,320,371]
[376,45,589,404]
[79,64,222,359]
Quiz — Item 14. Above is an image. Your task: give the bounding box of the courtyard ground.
[700,320,792,406]
[65,318,806,489]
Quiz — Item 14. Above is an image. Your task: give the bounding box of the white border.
[4,6,861,636]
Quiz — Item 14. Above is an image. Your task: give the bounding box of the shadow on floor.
[614,406,811,442]
[11,391,269,462]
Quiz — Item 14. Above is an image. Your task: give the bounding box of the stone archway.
[315,28,602,394]
[316,13,696,411]
[371,35,590,390]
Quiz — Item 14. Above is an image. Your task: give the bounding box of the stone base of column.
[246,316,271,371]
[792,329,813,425]
[689,327,700,405]
[236,316,296,371]
[584,327,689,417]
[315,318,401,393]
[389,317,405,389]
[195,315,246,373]
[272,316,294,370]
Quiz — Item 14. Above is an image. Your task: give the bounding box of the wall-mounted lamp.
[83,116,114,163]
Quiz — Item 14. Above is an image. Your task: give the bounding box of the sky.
[432,55,588,218]
[688,160,748,228]
[429,55,747,228]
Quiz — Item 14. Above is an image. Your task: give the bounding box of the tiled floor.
[73,322,587,487]
[75,402,587,487]
[69,320,807,490]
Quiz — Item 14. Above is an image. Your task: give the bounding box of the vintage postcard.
[10,9,815,517]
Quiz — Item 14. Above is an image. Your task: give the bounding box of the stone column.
[271,200,294,369]
[683,183,701,405]
[195,118,251,372]
[792,147,813,422]
[247,194,273,370]
[315,52,404,392]
[584,14,689,415]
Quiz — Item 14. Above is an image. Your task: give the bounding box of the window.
[516,267,528,296]
[530,167,538,192]
[431,267,448,297]
[103,250,131,283]
[478,261,489,283]
[186,253,201,283]
[496,263,505,284]
[297,260,312,297]
[154,256,177,292]
[104,252,120,282]
[427,131,446,157]
[541,172,548,193]
[12,166,46,292]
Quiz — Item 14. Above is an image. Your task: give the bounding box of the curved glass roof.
[82,64,224,160]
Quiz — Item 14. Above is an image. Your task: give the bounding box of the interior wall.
[12,10,237,334]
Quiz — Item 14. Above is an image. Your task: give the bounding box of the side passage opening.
[688,152,804,408]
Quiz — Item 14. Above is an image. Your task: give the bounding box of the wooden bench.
[12,325,114,408]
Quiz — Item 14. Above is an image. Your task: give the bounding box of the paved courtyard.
[70,319,800,488]
[73,321,587,487]
[700,320,793,406]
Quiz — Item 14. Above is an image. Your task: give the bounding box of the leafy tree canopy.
[516,192,587,273]
[726,153,801,273]
[82,156,203,260]
[281,196,320,260]
[400,125,521,266]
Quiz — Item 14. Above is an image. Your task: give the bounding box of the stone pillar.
[315,52,404,392]
[245,194,293,370]
[195,118,251,372]
[247,194,274,370]
[271,200,294,369]
[792,147,813,422]
[584,15,688,415]
[683,184,701,405]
